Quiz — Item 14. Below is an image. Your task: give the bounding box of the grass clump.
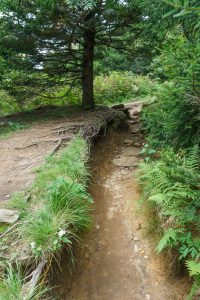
[0,262,48,300]
[34,137,89,191]
[22,209,71,257]
[23,178,92,257]
[21,136,92,257]
[8,192,28,218]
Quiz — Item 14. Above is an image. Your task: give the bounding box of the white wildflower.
[58,229,66,238]
[30,241,36,249]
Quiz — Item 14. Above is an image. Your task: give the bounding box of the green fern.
[156,228,183,253]
[185,261,200,300]
[186,261,200,277]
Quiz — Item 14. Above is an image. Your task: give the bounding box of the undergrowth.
[0,121,27,139]
[0,262,48,300]
[0,136,92,298]
[22,137,92,257]
[139,146,200,298]
[0,72,159,115]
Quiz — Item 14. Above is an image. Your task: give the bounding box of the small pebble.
[145,294,151,300]
[134,142,141,147]
[144,255,148,259]
[96,224,100,230]
[133,237,139,242]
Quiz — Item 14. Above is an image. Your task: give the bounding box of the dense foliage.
[138,1,200,297]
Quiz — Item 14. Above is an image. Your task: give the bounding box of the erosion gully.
[50,124,190,300]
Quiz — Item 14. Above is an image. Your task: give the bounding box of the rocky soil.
[51,104,190,300]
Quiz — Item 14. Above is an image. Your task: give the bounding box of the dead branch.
[22,258,47,300]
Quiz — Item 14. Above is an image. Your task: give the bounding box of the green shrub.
[0,90,19,116]
[142,81,200,148]
[0,121,27,139]
[94,71,159,104]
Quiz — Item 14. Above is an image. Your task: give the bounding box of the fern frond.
[156,228,182,253]
[185,145,199,171]
[186,260,200,277]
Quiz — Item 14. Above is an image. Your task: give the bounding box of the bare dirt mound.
[51,128,189,300]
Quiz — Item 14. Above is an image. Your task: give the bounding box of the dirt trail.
[52,127,189,300]
[0,108,115,208]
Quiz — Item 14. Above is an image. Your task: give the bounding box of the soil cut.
[51,126,190,300]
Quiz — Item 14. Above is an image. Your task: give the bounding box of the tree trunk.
[82,12,95,110]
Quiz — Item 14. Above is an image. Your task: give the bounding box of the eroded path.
[52,126,189,300]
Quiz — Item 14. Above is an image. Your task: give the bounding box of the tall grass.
[21,136,92,257]
[0,136,92,295]
[0,262,48,300]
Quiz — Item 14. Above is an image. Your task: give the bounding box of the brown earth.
[0,107,115,208]
[51,126,190,300]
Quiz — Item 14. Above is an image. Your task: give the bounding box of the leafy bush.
[94,71,159,104]
[142,81,200,148]
[0,121,27,139]
[0,90,19,116]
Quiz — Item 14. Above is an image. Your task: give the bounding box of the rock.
[129,115,140,121]
[121,147,140,157]
[131,128,140,134]
[133,237,139,242]
[128,105,142,117]
[111,104,125,110]
[134,142,141,147]
[127,119,139,125]
[0,209,19,224]
[144,255,148,259]
[145,294,151,300]
[113,156,139,167]
[124,139,133,146]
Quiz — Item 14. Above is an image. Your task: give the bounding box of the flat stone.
[124,139,133,146]
[131,128,140,134]
[129,115,140,121]
[127,119,139,124]
[128,105,142,117]
[111,104,125,110]
[121,147,140,157]
[134,142,141,147]
[0,209,19,224]
[113,156,139,167]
